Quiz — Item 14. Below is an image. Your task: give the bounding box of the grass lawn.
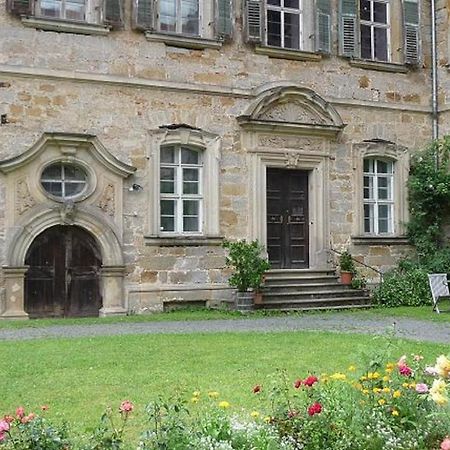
[1,330,448,445]
[0,305,448,330]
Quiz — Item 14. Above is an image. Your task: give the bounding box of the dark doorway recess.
[266,168,309,269]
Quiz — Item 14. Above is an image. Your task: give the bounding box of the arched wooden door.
[25,225,102,318]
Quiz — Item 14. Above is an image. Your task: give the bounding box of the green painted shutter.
[105,0,123,29]
[316,0,331,53]
[403,0,420,65]
[6,0,31,16]
[216,0,232,40]
[339,0,358,57]
[245,0,262,43]
[133,0,154,31]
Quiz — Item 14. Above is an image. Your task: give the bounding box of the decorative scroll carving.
[97,183,115,216]
[259,101,327,125]
[258,135,324,152]
[285,152,301,168]
[16,179,36,215]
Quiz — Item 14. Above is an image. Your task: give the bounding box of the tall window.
[363,158,394,234]
[360,0,390,61]
[160,145,202,234]
[37,0,86,21]
[159,0,200,35]
[266,0,302,50]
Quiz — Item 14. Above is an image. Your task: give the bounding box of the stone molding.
[21,16,110,35]
[144,236,224,246]
[145,32,222,50]
[348,59,409,74]
[254,46,322,62]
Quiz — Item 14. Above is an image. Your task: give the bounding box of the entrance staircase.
[256,269,371,311]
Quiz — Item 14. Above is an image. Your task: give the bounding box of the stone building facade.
[0,0,449,318]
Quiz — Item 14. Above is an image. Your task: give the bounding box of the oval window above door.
[40,162,88,201]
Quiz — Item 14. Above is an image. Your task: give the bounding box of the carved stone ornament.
[59,200,76,224]
[285,152,301,168]
[259,101,327,125]
[258,135,323,152]
[16,179,36,215]
[97,183,115,216]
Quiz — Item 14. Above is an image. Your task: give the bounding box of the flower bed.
[1,354,449,449]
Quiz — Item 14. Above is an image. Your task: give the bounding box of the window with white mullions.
[38,0,86,21]
[363,158,394,234]
[160,145,203,234]
[41,163,88,200]
[359,0,390,61]
[266,0,302,50]
[159,0,200,35]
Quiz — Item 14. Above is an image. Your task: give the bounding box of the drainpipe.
[430,0,439,160]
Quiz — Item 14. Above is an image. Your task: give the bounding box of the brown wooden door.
[267,168,309,269]
[25,225,102,318]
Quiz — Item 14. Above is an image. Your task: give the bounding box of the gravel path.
[0,315,449,343]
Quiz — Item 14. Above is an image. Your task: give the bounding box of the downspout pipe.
[431,0,439,155]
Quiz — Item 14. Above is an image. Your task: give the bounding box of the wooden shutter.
[403,0,420,65]
[104,0,123,28]
[133,0,154,31]
[6,0,31,16]
[339,0,358,57]
[316,0,331,53]
[216,0,232,40]
[245,0,262,43]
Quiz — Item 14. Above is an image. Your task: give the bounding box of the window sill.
[145,235,224,247]
[21,16,110,35]
[255,46,322,62]
[144,32,222,50]
[348,59,408,74]
[352,235,411,246]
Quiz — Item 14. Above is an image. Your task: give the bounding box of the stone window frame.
[146,126,221,246]
[352,140,409,241]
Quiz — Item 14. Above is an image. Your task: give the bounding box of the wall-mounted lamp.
[129,183,143,192]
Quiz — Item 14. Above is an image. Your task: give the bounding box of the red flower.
[398,365,412,377]
[119,400,134,414]
[307,402,322,416]
[15,407,25,419]
[21,413,35,424]
[294,379,302,389]
[252,384,262,394]
[303,375,319,387]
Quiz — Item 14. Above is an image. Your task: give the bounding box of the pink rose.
[441,437,450,450]
[425,366,438,376]
[293,379,302,389]
[415,383,429,394]
[398,364,412,377]
[0,420,10,433]
[303,375,319,387]
[15,407,25,419]
[307,402,322,416]
[119,400,133,414]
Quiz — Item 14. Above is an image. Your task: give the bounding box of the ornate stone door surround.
[0,133,136,319]
[237,84,345,269]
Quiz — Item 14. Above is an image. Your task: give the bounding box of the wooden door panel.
[267,169,309,269]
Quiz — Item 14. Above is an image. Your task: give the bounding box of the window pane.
[374,27,388,61]
[360,24,372,59]
[364,203,373,233]
[363,159,373,173]
[183,168,199,194]
[42,181,62,197]
[159,0,176,32]
[181,148,199,164]
[183,217,199,232]
[161,200,175,215]
[377,160,388,173]
[183,168,198,181]
[363,176,373,200]
[40,0,61,18]
[160,168,176,194]
[284,12,300,49]
[267,9,281,47]
[161,147,176,164]
[65,182,85,197]
[183,200,199,216]
[64,165,86,181]
[161,217,175,232]
[181,0,199,35]
[42,164,61,180]
[65,0,85,21]
[267,0,280,4]
[374,1,387,24]
[284,0,299,8]
[360,0,371,21]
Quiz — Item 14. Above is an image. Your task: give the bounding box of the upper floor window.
[37,0,87,21]
[160,145,203,234]
[159,0,199,35]
[266,0,303,50]
[360,0,389,61]
[363,158,394,234]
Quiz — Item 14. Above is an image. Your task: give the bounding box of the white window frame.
[147,127,221,239]
[35,0,101,24]
[160,145,203,234]
[363,158,394,234]
[157,0,206,37]
[359,0,391,62]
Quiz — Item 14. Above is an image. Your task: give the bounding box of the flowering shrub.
[0,354,449,449]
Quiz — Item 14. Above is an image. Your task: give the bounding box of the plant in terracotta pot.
[339,250,356,285]
[222,239,271,311]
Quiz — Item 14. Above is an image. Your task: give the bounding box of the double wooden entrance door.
[266,168,309,269]
[25,225,102,318]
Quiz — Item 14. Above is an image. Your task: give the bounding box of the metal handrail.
[328,248,383,285]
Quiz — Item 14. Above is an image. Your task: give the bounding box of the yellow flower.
[435,355,450,378]
[391,409,399,416]
[192,391,201,397]
[208,391,219,399]
[386,363,395,370]
[409,383,416,389]
[348,365,356,372]
[368,372,380,380]
[218,401,230,409]
[373,387,381,394]
[362,389,369,395]
[191,397,199,403]
[330,372,347,381]
[382,387,391,394]
[393,390,401,399]
[250,411,260,418]
[430,379,449,406]
[263,416,271,423]
[360,376,367,381]
[383,376,390,382]
[402,382,409,388]
[378,399,386,405]
[385,368,393,374]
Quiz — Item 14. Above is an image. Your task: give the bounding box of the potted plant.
[339,250,356,285]
[222,239,271,311]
